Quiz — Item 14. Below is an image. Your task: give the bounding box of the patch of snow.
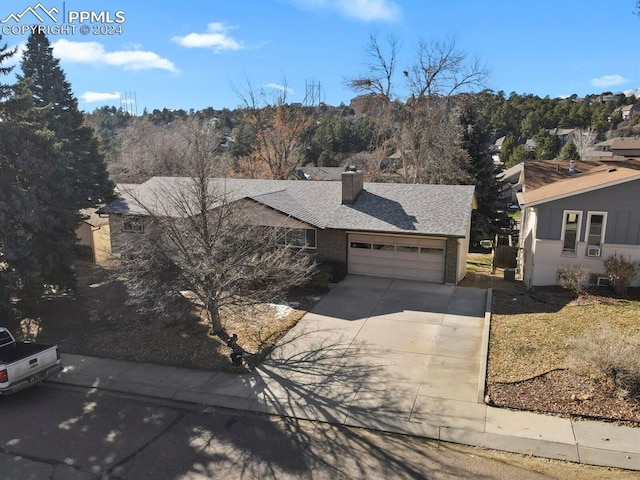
[269,303,295,319]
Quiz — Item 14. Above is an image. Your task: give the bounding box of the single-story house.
[101,170,477,284]
[517,164,640,288]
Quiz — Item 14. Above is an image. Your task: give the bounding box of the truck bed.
[0,343,53,364]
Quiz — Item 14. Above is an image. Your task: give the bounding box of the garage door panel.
[371,249,395,259]
[369,256,396,267]
[371,265,396,276]
[349,262,371,275]
[394,258,422,269]
[418,258,445,268]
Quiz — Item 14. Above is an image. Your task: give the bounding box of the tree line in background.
[88,86,638,176]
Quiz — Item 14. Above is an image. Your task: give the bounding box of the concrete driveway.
[255,275,489,430]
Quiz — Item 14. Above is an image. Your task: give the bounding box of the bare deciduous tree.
[570,127,597,161]
[113,116,229,183]
[234,79,312,180]
[116,158,315,338]
[348,35,487,185]
[349,34,400,99]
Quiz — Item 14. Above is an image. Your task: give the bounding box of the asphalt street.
[1,384,636,480]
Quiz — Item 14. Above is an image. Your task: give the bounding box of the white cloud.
[4,42,26,67]
[591,74,628,88]
[264,82,294,95]
[290,0,401,21]
[51,39,177,72]
[172,22,244,52]
[80,91,121,103]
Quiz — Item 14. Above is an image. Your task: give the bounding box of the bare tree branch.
[571,127,597,161]
[348,35,485,185]
[234,78,312,179]
[113,116,229,183]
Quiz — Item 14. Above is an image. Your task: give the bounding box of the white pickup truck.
[0,327,63,395]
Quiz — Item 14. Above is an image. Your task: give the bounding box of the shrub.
[603,253,638,297]
[309,261,347,287]
[572,324,640,400]
[557,264,587,295]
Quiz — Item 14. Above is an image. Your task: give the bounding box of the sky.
[1,0,639,113]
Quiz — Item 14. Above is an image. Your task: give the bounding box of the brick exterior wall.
[445,237,459,284]
[341,170,364,205]
[315,228,347,264]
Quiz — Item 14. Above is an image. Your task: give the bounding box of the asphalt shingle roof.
[104,177,475,238]
[518,167,640,207]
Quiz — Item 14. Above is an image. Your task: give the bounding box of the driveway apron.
[255,275,488,427]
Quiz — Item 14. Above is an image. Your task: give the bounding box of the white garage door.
[348,233,446,283]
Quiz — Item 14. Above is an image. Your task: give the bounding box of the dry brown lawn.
[6,262,324,373]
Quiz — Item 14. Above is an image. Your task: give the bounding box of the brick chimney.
[341,166,364,205]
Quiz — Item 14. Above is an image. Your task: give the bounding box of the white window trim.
[560,210,582,254]
[584,211,607,246]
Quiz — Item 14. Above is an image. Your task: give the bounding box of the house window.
[561,211,581,254]
[122,216,144,233]
[420,247,444,255]
[396,245,419,253]
[276,228,316,249]
[585,211,607,248]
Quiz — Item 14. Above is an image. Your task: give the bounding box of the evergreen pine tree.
[19,31,113,208]
[0,32,115,308]
[0,34,72,310]
[1,77,70,298]
[559,141,580,161]
[0,35,18,314]
[458,100,507,245]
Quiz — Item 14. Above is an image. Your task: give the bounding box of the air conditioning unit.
[587,246,601,257]
[596,276,611,287]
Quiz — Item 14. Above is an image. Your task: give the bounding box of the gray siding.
[535,180,640,245]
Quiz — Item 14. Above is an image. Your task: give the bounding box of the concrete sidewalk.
[51,276,640,472]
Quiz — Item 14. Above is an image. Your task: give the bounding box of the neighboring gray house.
[517,166,640,287]
[103,170,477,285]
